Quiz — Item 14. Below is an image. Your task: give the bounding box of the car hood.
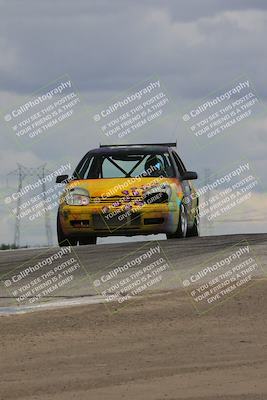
[65,177,178,199]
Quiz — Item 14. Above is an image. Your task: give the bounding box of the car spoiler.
[99,142,177,148]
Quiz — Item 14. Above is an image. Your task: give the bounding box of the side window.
[74,156,92,179]
[81,157,94,179]
[76,156,100,179]
[173,152,186,175]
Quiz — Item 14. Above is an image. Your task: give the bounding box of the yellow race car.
[56,143,199,246]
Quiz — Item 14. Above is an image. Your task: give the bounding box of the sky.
[0,0,266,246]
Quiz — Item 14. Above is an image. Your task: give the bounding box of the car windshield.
[74,152,175,179]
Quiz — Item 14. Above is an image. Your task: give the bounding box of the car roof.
[88,145,174,156]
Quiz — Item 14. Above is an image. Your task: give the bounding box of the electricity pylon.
[6,164,53,247]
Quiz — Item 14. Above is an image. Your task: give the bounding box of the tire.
[187,206,200,237]
[57,212,78,246]
[167,203,188,239]
[79,237,97,245]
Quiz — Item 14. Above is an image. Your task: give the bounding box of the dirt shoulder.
[1,281,267,400]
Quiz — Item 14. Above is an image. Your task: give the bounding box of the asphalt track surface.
[0,233,267,311]
[1,233,267,400]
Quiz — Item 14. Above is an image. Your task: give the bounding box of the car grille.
[93,212,141,230]
[91,196,143,204]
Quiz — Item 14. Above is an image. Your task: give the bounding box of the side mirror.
[180,171,198,181]
[56,175,69,183]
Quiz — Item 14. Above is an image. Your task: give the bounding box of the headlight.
[65,187,90,206]
[144,184,172,204]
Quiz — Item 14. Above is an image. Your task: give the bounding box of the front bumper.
[59,202,179,237]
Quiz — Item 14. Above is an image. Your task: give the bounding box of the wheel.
[187,206,199,237]
[57,212,78,246]
[166,202,188,239]
[79,237,97,245]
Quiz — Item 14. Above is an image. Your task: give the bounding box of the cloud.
[0,1,266,99]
